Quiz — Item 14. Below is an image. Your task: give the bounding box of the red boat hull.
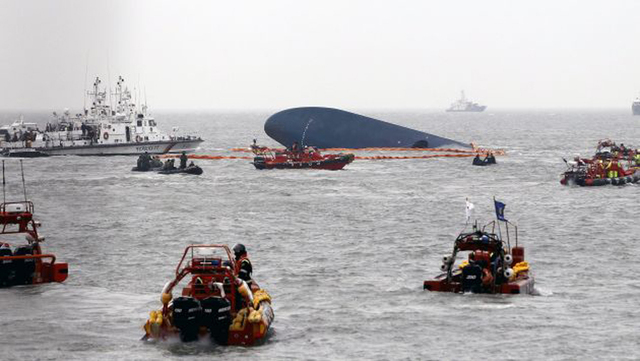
[253,153,354,170]
[423,273,534,295]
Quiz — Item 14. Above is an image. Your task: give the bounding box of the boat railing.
[0,253,55,263]
[175,244,235,276]
[251,145,276,159]
[0,201,34,215]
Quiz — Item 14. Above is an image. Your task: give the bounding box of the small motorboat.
[0,161,68,287]
[423,202,534,295]
[157,165,203,175]
[251,143,354,170]
[142,244,274,345]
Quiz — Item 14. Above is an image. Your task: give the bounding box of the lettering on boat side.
[136,145,161,151]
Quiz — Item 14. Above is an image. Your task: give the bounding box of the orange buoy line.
[356,153,477,160]
[160,145,504,161]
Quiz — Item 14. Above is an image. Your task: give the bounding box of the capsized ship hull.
[264,107,470,149]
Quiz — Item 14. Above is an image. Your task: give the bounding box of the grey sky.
[1,0,639,110]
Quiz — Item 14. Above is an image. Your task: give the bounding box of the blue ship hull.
[264,107,470,149]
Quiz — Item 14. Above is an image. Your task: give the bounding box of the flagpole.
[494,196,503,243]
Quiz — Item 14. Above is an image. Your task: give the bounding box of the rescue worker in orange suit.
[595,160,604,178]
[233,243,253,287]
[479,260,494,292]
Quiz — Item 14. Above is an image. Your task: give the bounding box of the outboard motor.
[171,297,202,342]
[0,245,14,287]
[461,262,483,293]
[200,296,232,345]
[13,245,35,285]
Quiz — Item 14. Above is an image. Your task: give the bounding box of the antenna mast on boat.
[107,53,113,111]
[493,196,503,242]
[20,160,27,202]
[2,160,5,203]
[83,52,89,112]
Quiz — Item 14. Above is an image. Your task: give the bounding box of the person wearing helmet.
[233,244,253,286]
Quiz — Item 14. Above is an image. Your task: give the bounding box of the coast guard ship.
[0,76,202,157]
[446,91,486,112]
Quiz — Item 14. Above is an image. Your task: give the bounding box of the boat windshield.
[188,246,231,261]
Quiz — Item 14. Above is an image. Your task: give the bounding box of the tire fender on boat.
[504,254,513,265]
[103,132,109,140]
[136,135,143,143]
[504,268,514,280]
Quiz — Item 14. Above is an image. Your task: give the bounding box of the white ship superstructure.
[446,90,487,112]
[0,76,203,156]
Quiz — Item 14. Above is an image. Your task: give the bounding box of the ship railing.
[0,201,34,214]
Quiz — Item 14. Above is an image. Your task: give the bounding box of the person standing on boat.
[233,244,253,286]
[179,152,188,169]
[605,159,613,178]
[140,152,151,171]
[462,252,483,293]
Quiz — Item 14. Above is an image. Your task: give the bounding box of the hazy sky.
[1,0,639,110]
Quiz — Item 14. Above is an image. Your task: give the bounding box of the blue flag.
[494,200,507,221]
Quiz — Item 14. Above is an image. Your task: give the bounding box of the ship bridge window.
[137,120,143,127]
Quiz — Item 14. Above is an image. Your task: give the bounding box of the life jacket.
[235,255,253,284]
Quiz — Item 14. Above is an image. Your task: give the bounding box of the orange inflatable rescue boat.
[424,200,534,295]
[142,245,274,346]
[0,161,68,288]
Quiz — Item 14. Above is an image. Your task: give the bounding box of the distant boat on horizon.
[446,90,486,112]
[632,96,640,115]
